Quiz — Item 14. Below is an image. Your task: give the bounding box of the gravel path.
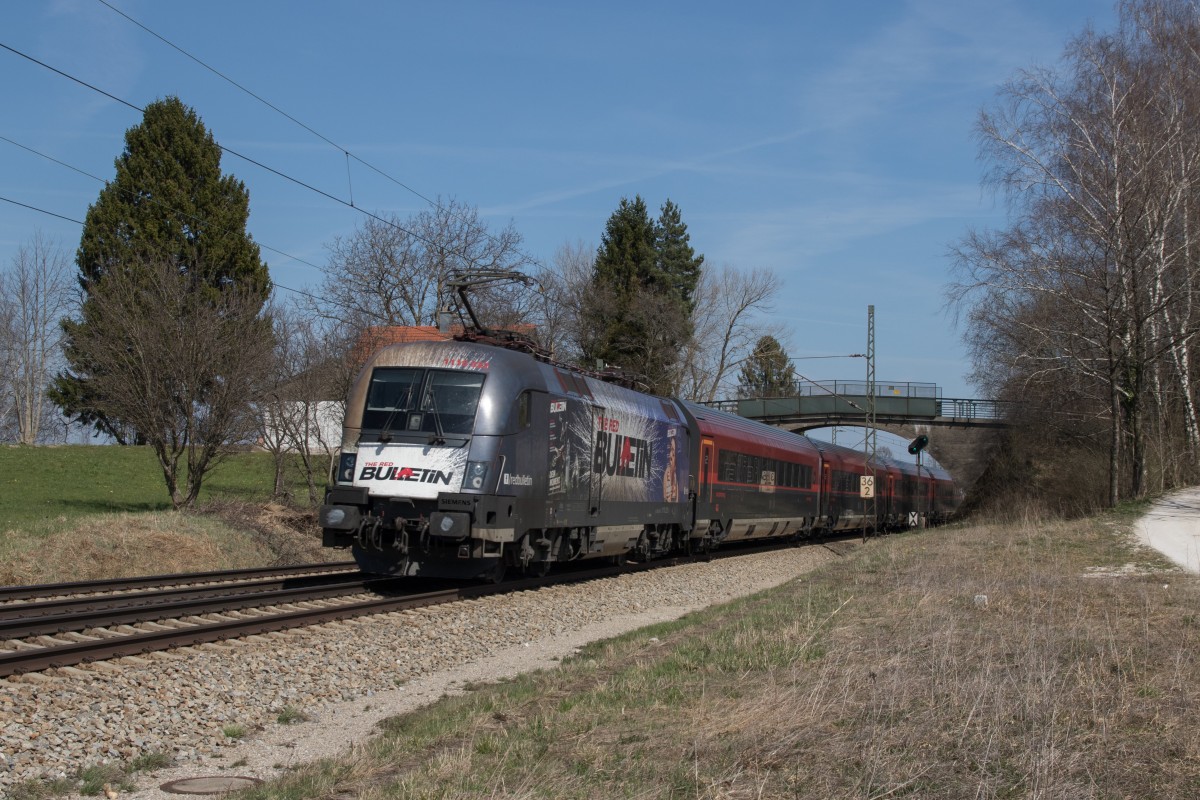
[1135,487,1200,573]
[0,546,838,798]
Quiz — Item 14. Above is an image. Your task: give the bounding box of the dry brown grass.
[0,502,329,585]
[240,512,1200,800]
[686,516,1199,797]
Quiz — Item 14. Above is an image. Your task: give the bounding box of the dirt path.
[1135,487,1200,573]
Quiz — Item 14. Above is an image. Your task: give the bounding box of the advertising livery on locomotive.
[319,339,959,580]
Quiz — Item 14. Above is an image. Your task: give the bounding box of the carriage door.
[589,405,606,516]
[700,440,714,505]
[821,462,832,521]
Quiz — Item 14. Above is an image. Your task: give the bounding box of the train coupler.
[354,517,383,550]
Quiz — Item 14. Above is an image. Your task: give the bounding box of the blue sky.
[2,0,1117,403]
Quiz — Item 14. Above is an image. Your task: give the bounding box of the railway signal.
[907,434,929,456]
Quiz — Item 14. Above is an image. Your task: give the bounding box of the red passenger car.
[679,401,822,542]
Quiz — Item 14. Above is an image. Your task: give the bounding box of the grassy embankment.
[0,445,329,584]
[231,508,1198,799]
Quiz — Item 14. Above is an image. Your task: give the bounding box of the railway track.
[0,565,622,679]
[0,560,359,605]
[0,539,855,680]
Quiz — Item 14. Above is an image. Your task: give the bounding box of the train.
[319,337,960,580]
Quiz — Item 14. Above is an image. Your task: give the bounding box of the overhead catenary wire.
[92,0,552,273]
[0,134,330,276]
[0,191,377,322]
[0,195,84,226]
[0,40,516,278]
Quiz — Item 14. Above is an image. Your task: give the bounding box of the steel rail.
[0,576,399,640]
[0,537,859,679]
[0,561,359,603]
[0,570,373,622]
[0,565,630,678]
[0,588,460,678]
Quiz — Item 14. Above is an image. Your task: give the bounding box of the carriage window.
[719,450,738,482]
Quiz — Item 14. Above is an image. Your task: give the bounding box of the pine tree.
[581,196,703,394]
[53,97,270,438]
[582,196,656,376]
[592,196,657,300]
[738,335,795,397]
[654,199,703,314]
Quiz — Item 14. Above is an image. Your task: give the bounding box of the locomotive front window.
[364,368,422,429]
[421,371,485,434]
[361,368,485,438]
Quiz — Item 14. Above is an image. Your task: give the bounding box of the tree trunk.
[1110,382,1122,507]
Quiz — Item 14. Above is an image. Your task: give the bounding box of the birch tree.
[952,0,1200,504]
[1,233,73,445]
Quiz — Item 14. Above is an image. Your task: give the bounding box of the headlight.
[337,452,357,484]
[463,461,490,491]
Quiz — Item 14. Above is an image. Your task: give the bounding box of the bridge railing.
[936,398,1007,420]
[794,380,939,399]
[699,390,1009,424]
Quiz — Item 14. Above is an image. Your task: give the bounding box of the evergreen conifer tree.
[654,199,703,314]
[582,196,703,394]
[52,97,270,439]
[738,335,795,397]
[592,195,657,299]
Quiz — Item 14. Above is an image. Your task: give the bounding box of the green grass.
[8,752,174,800]
[277,706,311,725]
[127,750,174,773]
[0,445,332,585]
[7,777,76,800]
[76,764,132,796]
[0,445,315,530]
[223,724,248,740]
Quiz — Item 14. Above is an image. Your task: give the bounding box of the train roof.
[802,437,955,482]
[677,400,822,459]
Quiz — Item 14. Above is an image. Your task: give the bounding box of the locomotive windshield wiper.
[425,385,447,445]
[378,382,417,444]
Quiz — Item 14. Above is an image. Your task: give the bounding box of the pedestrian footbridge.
[703,381,1007,432]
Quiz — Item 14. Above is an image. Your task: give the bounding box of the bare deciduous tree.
[0,233,73,445]
[951,0,1200,506]
[0,271,16,441]
[529,239,594,361]
[316,198,532,329]
[65,260,274,508]
[255,304,344,505]
[675,265,781,402]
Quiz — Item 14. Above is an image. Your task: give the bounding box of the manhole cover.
[160,776,263,795]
